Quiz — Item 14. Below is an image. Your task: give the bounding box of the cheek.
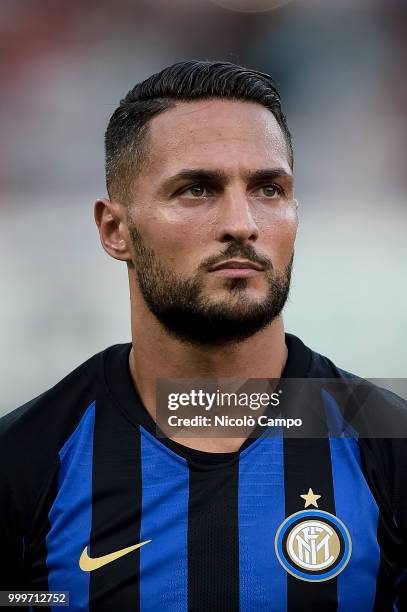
[131,212,200,270]
[261,206,298,267]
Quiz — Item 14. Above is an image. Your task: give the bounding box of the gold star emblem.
[300,488,321,508]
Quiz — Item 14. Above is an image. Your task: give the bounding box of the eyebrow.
[159,167,293,194]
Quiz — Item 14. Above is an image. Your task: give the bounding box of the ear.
[293,198,299,210]
[94,198,132,262]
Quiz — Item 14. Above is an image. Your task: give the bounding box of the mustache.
[128,224,276,273]
[200,243,273,272]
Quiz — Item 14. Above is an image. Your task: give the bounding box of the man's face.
[125,99,297,345]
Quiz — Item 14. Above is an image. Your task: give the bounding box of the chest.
[28,429,399,611]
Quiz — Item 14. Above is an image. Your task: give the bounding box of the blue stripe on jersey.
[46,401,95,612]
[238,433,287,611]
[139,427,189,612]
[323,391,380,611]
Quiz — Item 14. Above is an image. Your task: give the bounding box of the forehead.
[143,99,291,178]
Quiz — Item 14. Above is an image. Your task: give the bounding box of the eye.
[181,184,208,198]
[259,184,282,198]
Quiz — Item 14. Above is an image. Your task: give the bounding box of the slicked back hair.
[105,60,293,203]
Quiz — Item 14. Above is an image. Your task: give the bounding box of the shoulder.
[301,335,406,410]
[0,344,127,528]
[300,335,407,524]
[0,347,105,446]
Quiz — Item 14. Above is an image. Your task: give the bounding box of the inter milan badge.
[274,489,352,582]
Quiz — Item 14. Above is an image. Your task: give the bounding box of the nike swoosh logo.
[79,540,151,572]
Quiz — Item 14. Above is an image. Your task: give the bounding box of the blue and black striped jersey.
[1,334,407,611]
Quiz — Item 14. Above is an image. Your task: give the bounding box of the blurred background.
[1,0,406,413]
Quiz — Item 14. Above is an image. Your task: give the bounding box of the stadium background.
[1,0,406,414]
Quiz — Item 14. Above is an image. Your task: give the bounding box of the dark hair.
[105,60,293,202]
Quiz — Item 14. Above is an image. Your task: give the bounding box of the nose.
[215,189,259,244]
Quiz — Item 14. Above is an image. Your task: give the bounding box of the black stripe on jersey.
[359,438,403,611]
[187,458,240,612]
[283,387,338,611]
[89,398,142,611]
[23,466,59,612]
[373,494,398,610]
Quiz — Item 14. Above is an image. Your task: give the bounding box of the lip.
[208,259,264,278]
[208,259,264,272]
[210,268,262,278]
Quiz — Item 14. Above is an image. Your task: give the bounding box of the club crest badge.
[274,488,352,582]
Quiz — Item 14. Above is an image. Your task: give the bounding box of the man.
[1,61,406,611]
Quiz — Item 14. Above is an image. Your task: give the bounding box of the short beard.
[129,225,293,347]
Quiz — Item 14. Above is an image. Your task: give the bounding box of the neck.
[127,280,288,452]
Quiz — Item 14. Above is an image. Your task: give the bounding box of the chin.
[209,289,267,304]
